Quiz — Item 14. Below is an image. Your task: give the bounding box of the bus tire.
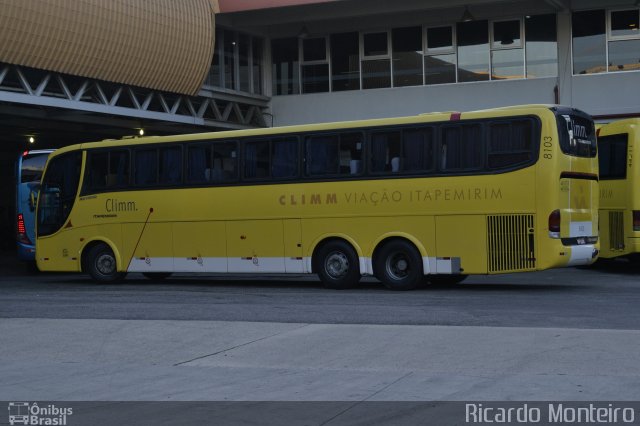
[84,243,125,283]
[315,240,360,289]
[142,272,172,281]
[374,240,422,291]
[427,274,468,286]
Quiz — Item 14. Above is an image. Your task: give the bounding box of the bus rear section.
[597,118,640,260]
[543,109,599,268]
[16,149,54,261]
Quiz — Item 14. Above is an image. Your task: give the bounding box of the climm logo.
[279,193,337,206]
[572,122,588,139]
[105,198,137,212]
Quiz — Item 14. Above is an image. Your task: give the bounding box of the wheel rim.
[324,251,350,279]
[95,252,116,276]
[385,251,411,281]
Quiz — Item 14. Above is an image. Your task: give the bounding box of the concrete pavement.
[2,318,640,401]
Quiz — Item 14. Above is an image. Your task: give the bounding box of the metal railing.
[0,63,270,130]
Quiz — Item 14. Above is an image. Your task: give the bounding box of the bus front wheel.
[84,243,126,283]
[315,240,360,289]
[374,240,422,291]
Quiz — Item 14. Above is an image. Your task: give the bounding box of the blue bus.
[16,149,54,261]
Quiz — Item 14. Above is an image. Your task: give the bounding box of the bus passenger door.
[226,220,286,273]
[283,219,304,273]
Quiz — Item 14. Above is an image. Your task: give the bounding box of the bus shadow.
[41,275,580,293]
[582,258,640,276]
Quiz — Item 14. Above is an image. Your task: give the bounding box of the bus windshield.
[37,152,82,237]
[556,111,597,158]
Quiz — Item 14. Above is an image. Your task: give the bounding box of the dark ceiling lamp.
[298,24,310,38]
[461,6,474,22]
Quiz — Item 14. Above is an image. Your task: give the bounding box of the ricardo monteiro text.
[465,403,635,423]
[105,198,137,212]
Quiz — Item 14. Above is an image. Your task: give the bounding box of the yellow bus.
[36,104,599,290]
[597,118,640,261]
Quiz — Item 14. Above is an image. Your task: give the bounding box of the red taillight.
[450,112,461,121]
[633,211,640,232]
[549,209,561,234]
[17,214,26,234]
[22,150,29,157]
[17,214,31,244]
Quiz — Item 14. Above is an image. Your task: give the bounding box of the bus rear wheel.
[315,240,360,289]
[374,240,422,291]
[84,243,126,283]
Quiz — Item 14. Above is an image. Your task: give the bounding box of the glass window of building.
[272,37,300,95]
[525,14,558,78]
[608,9,640,72]
[363,32,390,57]
[331,32,360,91]
[610,9,640,38]
[252,37,264,94]
[223,29,236,90]
[205,28,223,87]
[491,20,521,48]
[456,21,490,82]
[609,39,640,71]
[572,10,606,74]
[361,31,391,89]
[238,33,251,92]
[490,19,524,80]
[392,26,423,87]
[206,30,264,94]
[301,36,330,93]
[425,26,456,85]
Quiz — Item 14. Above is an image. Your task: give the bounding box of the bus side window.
[370,131,401,173]
[598,134,628,180]
[440,124,484,171]
[403,128,434,173]
[272,137,298,178]
[340,132,363,175]
[134,148,158,186]
[187,144,212,183]
[488,120,533,169]
[213,142,238,182]
[306,134,339,176]
[87,152,108,190]
[244,140,270,179]
[107,150,129,187]
[159,146,182,185]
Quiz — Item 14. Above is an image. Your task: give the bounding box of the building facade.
[215,0,640,125]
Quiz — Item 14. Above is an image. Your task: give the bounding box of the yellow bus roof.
[52,104,560,157]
